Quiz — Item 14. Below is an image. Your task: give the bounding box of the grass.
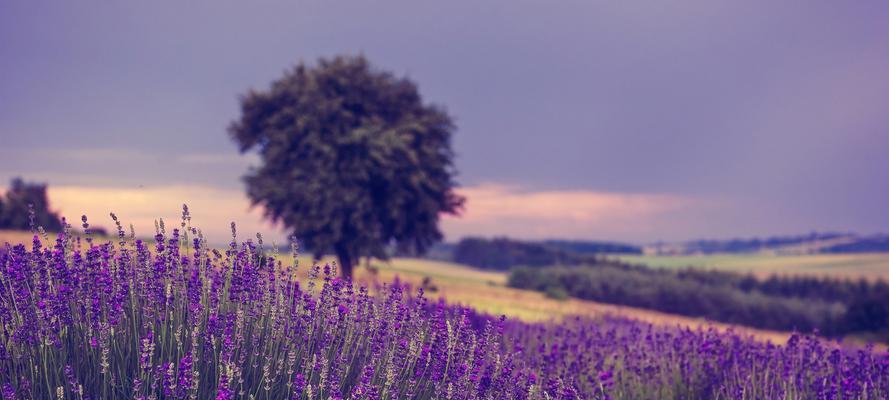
[613,253,889,281]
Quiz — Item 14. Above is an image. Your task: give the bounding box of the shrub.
[508,265,866,336]
[453,237,600,270]
[543,285,569,301]
[0,178,62,232]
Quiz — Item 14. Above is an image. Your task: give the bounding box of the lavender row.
[498,317,889,399]
[0,214,886,399]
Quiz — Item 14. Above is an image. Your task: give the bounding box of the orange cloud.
[34,183,695,245]
[47,185,285,244]
[443,184,693,240]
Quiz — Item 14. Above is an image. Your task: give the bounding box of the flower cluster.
[0,212,886,399]
[0,215,535,399]
[501,317,889,399]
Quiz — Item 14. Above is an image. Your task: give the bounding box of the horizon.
[0,183,874,247]
[2,1,887,244]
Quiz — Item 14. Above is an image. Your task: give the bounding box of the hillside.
[614,252,889,281]
[645,232,889,256]
[359,258,796,344]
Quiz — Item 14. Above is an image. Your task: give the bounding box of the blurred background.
[2,1,887,243]
[1,1,888,341]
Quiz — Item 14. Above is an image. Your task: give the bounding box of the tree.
[0,178,62,232]
[229,55,464,278]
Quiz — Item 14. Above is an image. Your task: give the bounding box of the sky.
[1,1,887,244]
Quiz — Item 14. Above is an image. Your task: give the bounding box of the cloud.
[34,183,701,246]
[443,184,696,241]
[46,185,286,245]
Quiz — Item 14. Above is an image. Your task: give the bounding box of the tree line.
[542,239,642,255]
[672,232,847,254]
[822,237,889,253]
[508,263,889,339]
[452,237,640,270]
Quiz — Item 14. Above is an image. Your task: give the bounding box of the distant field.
[358,258,794,344]
[614,253,889,281]
[0,230,43,245]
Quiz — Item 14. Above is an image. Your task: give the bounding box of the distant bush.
[509,264,889,338]
[543,285,570,300]
[822,236,889,253]
[80,225,110,237]
[542,239,642,255]
[453,237,605,270]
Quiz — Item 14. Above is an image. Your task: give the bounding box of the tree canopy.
[0,177,62,232]
[229,55,464,277]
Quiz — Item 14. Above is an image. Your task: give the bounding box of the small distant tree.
[229,55,464,278]
[0,178,62,232]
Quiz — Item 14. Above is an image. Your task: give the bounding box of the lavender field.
[0,214,886,400]
[3,1,888,398]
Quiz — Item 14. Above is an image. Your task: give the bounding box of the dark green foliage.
[428,239,640,265]
[543,239,642,255]
[822,236,889,253]
[543,285,570,300]
[229,55,463,277]
[453,237,604,270]
[509,264,889,338]
[0,178,62,232]
[844,291,889,333]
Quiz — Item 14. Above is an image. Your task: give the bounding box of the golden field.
[614,253,889,281]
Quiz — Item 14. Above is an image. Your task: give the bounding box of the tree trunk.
[335,245,354,279]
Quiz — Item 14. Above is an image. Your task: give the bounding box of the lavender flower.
[0,211,885,399]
